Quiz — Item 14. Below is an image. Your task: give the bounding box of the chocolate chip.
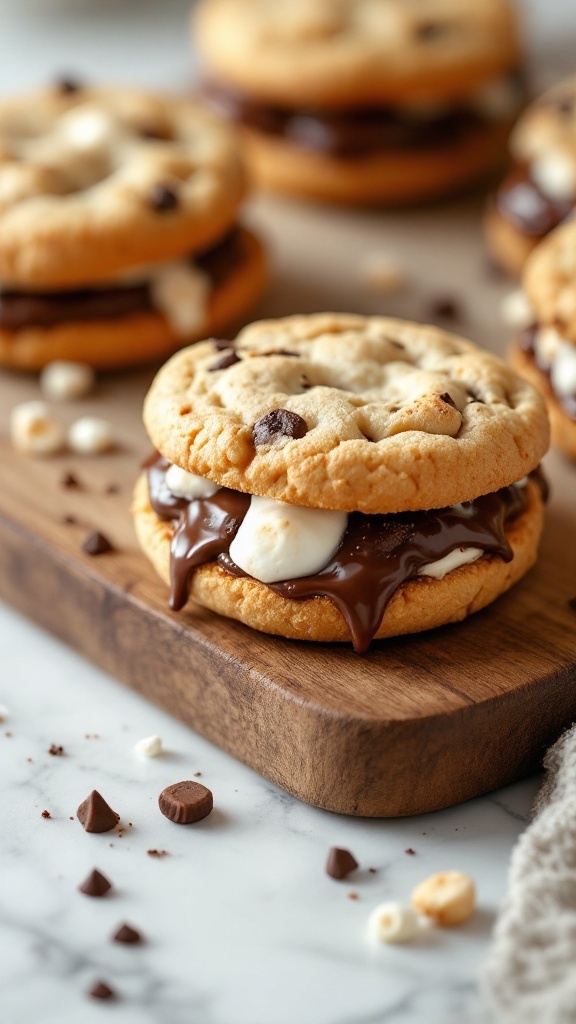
[149,183,178,212]
[56,75,82,95]
[405,847,416,855]
[326,847,359,880]
[81,531,114,556]
[554,96,574,116]
[63,515,77,525]
[48,743,64,756]
[569,597,576,612]
[105,483,119,495]
[428,296,461,321]
[41,810,51,819]
[438,392,457,408]
[212,339,235,351]
[415,21,448,41]
[209,351,240,372]
[88,980,116,1001]
[60,471,81,489]
[79,868,112,897]
[253,409,308,446]
[112,923,142,945]
[77,790,120,834]
[158,780,213,825]
[139,123,172,140]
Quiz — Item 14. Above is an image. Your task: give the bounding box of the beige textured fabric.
[480,724,576,1023]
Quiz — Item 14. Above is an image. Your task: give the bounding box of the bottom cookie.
[510,341,576,460]
[0,228,267,371]
[133,473,544,649]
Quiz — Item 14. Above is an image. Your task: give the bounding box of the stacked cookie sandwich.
[487,75,576,276]
[134,314,549,652]
[0,83,267,370]
[194,0,525,204]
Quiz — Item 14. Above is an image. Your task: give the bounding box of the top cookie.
[143,314,548,513]
[194,0,521,108]
[0,85,246,287]
[523,219,576,342]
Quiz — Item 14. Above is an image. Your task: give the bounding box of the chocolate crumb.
[326,847,359,880]
[147,848,169,857]
[149,183,178,212]
[79,868,112,897]
[69,816,74,820]
[27,757,33,763]
[405,848,416,855]
[105,483,119,495]
[60,471,81,489]
[41,810,51,819]
[209,350,241,372]
[253,408,308,446]
[82,531,114,556]
[77,790,120,834]
[48,744,65,756]
[347,891,359,901]
[112,923,142,945]
[88,980,116,1001]
[438,392,457,408]
[368,867,378,874]
[63,515,77,525]
[428,296,461,321]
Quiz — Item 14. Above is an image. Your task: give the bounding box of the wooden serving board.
[1,193,575,817]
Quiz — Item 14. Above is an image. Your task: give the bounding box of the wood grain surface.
[0,193,575,817]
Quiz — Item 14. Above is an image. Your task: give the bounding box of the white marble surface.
[0,2,573,1022]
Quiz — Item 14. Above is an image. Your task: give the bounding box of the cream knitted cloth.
[480,724,576,1023]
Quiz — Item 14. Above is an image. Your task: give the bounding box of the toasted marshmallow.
[10,401,65,456]
[531,152,576,202]
[419,546,483,580]
[165,464,220,501]
[40,361,96,402]
[500,290,534,331]
[151,263,210,337]
[229,496,347,584]
[551,338,576,397]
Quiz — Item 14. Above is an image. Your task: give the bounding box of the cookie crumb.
[41,810,52,819]
[88,980,116,1001]
[405,848,416,856]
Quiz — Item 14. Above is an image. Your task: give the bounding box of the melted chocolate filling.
[147,453,543,653]
[520,325,576,419]
[202,76,521,158]
[494,164,574,237]
[0,228,245,330]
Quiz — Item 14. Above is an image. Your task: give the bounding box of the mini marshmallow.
[359,251,407,294]
[551,339,576,398]
[500,290,535,331]
[411,871,476,927]
[10,401,65,456]
[68,416,115,455]
[368,902,420,944]
[531,152,576,202]
[40,361,96,402]
[165,464,220,501]
[134,735,163,758]
[535,326,564,366]
[59,106,117,150]
[151,263,210,337]
[419,546,483,580]
[229,496,347,584]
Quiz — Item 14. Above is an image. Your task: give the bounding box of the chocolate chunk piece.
[326,847,359,880]
[56,75,82,95]
[158,780,213,824]
[415,21,448,41]
[88,980,116,1001]
[112,923,142,945]
[149,183,178,212]
[569,597,576,612]
[77,790,120,834]
[209,350,240,372]
[48,743,64,756]
[438,392,457,408]
[81,531,114,556]
[253,408,308,446]
[79,868,112,897]
[405,847,416,855]
[41,810,51,819]
[60,471,81,489]
[428,296,461,321]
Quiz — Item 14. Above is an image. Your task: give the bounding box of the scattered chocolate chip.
[81,531,114,556]
[63,515,77,525]
[438,392,457,408]
[112,923,142,945]
[48,744,64,756]
[209,350,241,372]
[347,892,359,901]
[79,868,112,897]
[326,847,359,880]
[88,980,116,1001]
[415,20,449,41]
[212,339,235,351]
[149,183,178,212]
[41,810,51,819]
[56,75,82,95]
[158,780,213,825]
[139,123,172,140]
[405,848,416,855]
[253,408,308,446]
[105,483,119,495]
[569,597,576,612]
[60,471,81,489]
[428,296,461,321]
[147,848,169,857]
[77,790,120,834]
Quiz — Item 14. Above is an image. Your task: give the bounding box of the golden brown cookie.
[487,76,576,275]
[143,314,549,514]
[510,341,576,460]
[0,228,267,371]
[523,219,576,342]
[194,0,524,203]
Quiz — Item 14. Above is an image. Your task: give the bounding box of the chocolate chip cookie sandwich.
[486,76,576,276]
[133,313,549,652]
[193,0,525,205]
[0,83,267,370]
[509,220,576,458]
